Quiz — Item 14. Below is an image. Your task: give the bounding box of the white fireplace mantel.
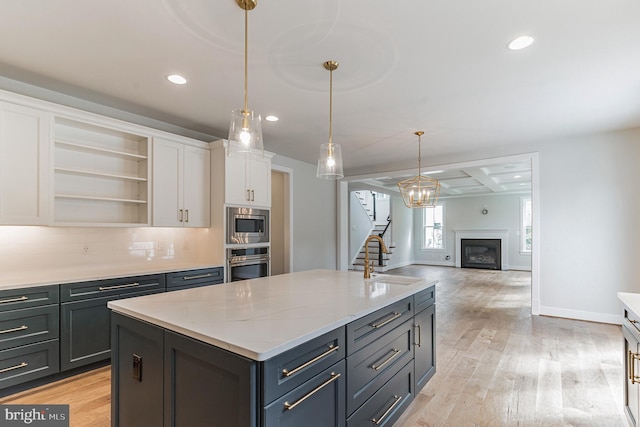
[454,229,509,270]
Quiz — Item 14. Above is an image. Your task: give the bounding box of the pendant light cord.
[328,67,333,154]
[243,7,249,114]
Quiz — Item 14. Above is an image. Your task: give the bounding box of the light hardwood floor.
[0,266,627,426]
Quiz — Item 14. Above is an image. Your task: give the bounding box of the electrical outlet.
[83,244,89,254]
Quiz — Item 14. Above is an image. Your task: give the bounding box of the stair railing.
[377,215,391,265]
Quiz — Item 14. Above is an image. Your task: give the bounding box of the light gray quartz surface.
[0,262,223,291]
[108,269,436,361]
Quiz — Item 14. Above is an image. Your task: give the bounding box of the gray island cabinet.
[108,270,436,427]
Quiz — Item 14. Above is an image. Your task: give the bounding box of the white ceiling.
[0,0,639,187]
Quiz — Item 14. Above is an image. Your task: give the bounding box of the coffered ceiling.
[0,0,638,187]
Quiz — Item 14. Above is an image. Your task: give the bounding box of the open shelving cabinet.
[52,117,150,226]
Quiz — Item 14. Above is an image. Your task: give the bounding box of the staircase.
[351,219,395,273]
[354,190,376,222]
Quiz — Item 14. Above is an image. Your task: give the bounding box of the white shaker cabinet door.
[224,153,249,206]
[182,144,210,227]
[249,155,271,207]
[0,102,49,225]
[152,138,183,227]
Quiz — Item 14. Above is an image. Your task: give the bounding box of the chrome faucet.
[363,235,388,279]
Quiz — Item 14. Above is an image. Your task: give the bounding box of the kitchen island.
[108,269,436,427]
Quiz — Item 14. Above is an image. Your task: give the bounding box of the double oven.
[226,207,270,282]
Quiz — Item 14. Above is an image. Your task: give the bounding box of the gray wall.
[412,194,532,270]
[271,154,337,272]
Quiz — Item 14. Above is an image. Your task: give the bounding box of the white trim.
[454,229,509,270]
[539,306,622,325]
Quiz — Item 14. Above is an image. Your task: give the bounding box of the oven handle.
[228,258,270,268]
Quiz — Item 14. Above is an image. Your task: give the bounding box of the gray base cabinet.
[60,274,164,371]
[0,285,60,389]
[624,308,640,426]
[111,284,436,427]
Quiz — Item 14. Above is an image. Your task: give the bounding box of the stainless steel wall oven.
[227,247,270,282]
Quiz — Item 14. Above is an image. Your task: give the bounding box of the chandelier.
[397,131,440,208]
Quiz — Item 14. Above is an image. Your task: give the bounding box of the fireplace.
[461,239,501,270]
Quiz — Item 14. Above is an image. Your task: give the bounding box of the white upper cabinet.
[224,151,271,207]
[152,138,210,227]
[52,117,150,226]
[0,101,50,225]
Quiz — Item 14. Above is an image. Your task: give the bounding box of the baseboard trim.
[538,306,622,325]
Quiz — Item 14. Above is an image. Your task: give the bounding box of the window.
[423,204,444,249]
[521,196,532,253]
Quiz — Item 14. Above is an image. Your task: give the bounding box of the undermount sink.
[365,274,422,286]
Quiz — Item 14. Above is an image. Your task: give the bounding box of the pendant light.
[316,60,344,179]
[228,0,263,157]
[397,131,441,208]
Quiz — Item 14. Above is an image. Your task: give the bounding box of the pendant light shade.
[228,0,263,157]
[317,60,344,179]
[397,131,441,208]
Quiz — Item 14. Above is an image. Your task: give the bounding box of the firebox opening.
[461,238,501,270]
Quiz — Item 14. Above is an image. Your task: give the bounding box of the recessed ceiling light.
[265,115,279,122]
[514,175,522,179]
[166,74,187,85]
[507,35,534,51]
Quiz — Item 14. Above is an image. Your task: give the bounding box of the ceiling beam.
[462,167,505,192]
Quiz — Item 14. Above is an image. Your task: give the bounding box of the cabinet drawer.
[166,267,223,289]
[263,327,345,405]
[0,286,59,312]
[414,285,435,314]
[0,339,59,390]
[263,360,346,427]
[60,274,165,302]
[347,361,414,427]
[0,305,59,351]
[346,318,413,415]
[346,297,413,356]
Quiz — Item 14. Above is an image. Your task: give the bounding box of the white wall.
[536,129,640,323]
[271,154,337,272]
[349,192,373,261]
[387,194,414,269]
[412,194,532,270]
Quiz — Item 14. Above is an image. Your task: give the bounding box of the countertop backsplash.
[0,226,218,288]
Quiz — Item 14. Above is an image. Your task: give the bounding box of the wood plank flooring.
[0,266,627,426]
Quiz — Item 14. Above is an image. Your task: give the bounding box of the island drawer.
[0,339,59,390]
[346,318,413,415]
[166,267,223,290]
[0,305,59,351]
[414,285,436,314]
[263,360,346,427]
[60,274,165,302]
[346,296,413,356]
[262,327,345,405]
[0,286,59,312]
[346,360,414,427]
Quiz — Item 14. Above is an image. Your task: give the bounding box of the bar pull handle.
[0,325,28,335]
[282,345,339,378]
[251,190,255,201]
[371,312,401,329]
[372,395,403,425]
[283,372,341,411]
[178,209,183,222]
[183,273,213,281]
[629,350,634,381]
[0,296,28,305]
[630,319,640,333]
[246,189,251,201]
[371,349,401,371]
[98,282,141,291]
[0,362,28,374]
[185,209,189,223]
[631,351,640,384]
[415,324,422,347]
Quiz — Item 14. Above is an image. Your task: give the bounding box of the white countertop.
[0,262,222,291]
[618,292,640,316]
[108,269,436,361]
